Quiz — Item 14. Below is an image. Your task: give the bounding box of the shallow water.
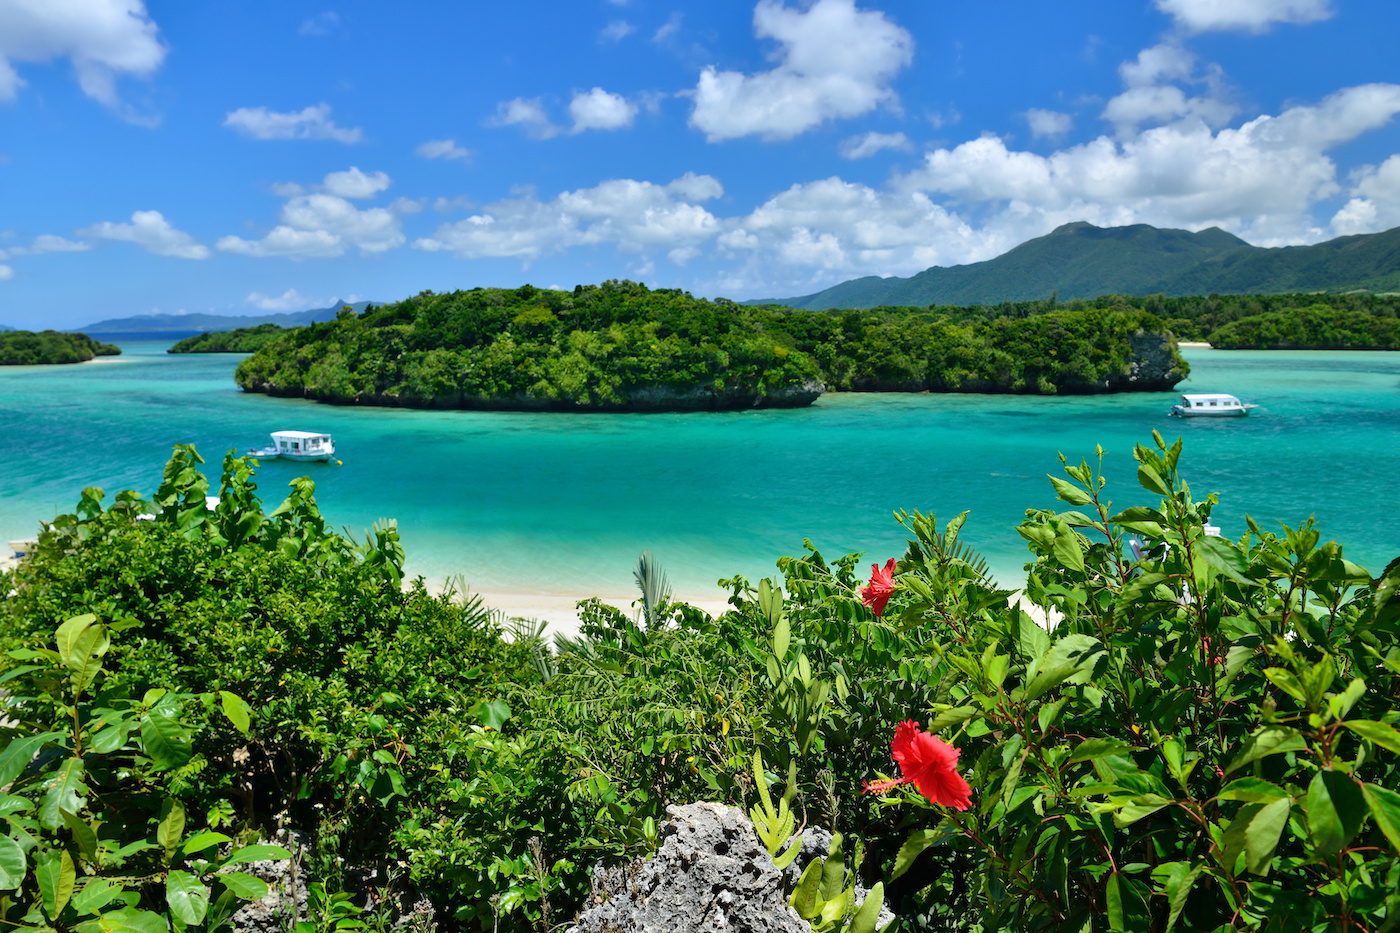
[1,344,1396,596]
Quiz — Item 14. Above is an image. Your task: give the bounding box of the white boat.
[1170,393,1257,417]
[249,431,337,462]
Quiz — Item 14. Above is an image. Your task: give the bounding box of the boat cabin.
[1170,393,1255,418]
[271,430,332,454]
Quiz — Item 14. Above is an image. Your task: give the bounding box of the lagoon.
[1,343,1397,611]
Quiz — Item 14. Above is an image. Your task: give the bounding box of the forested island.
[233,280,1186,411]
[168,323,286,353]
[0,329,120,365]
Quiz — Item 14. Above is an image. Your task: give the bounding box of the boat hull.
[1171,407,1249,417]
[279,450,335,462]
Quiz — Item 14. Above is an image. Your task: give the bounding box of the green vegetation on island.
[168,323,287,353]
[0,329,120,365]
[233,280,1186,411]
[3,441,1400,932]
[1207,303,1400,349]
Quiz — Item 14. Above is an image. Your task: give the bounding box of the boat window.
[279,441,287,449]
[1195,401,1203,407]
[1209,400,1217,406]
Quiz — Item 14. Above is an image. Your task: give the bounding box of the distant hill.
[76,300,375,339]
[752,223,1400,310]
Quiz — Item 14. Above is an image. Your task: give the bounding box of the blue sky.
[3,0,1399,330]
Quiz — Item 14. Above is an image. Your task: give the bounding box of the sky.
[3,0,1400,330]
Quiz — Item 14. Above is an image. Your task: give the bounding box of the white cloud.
[1332,155,1400,235]
[1025,109,1073,140]
[2,234,92,257]
[487,97,561,139]
[224,103,363,143]
[414,173,723,261]
[246,288,321,311]
[653,13,682,42]
[569,87,639,133]
[0,0,165,120]
[322,167,391,199]
[600,20,634,42]
[78,210,210,259]
[0,265,13,281]
[839,131,911,159]
[1155,0,1332,33]
[1101,43,1235,135]
[417,139,472,161]
[899,83,1400,245]
[298,12,340,36]
[217,169,406,259]
[687,0,913,142]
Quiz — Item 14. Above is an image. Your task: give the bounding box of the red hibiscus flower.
[860,558,897,617]
[863,720,972,810]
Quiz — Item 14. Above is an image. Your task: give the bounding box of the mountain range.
[74,300,375,338]
[750,222,1400,310]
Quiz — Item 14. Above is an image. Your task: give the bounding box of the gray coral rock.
[567,802,810,933]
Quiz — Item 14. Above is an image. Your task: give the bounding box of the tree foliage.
[0,331,120,365]
[168,325,286,354]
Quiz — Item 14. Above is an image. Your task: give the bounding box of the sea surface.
[1,344,1396,599]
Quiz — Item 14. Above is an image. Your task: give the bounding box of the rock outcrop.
[567,802,810,933]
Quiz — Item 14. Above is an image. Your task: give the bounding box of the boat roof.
[270,430,331,440]
[1179,393,1241,402]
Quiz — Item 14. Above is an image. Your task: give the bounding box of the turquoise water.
[1,344,1397,597]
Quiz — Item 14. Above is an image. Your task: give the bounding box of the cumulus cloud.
[0,0,165,120]
[1332,155,1400,235]
[322,167,391,198]
[687,0,913,142]
[217,168,406,259]
[2,234,92,257]
[838,131,911,159]
[1025,109,1073,139]
[600,20,634,42]
[569,87,639,132]
[1101,43,1235,136]
[78,210,209,258]
[417,139,472,161]
[414,173,723,261]
[224,104,363,143]
[1155,0,1332,33]
[487,97,561,139]
[246,288,322,311]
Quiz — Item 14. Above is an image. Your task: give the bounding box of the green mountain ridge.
[752,222,1400,310]
[74,300,375,336]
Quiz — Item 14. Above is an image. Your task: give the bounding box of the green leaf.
[1067,739,1136,765]
[72,878,123,915]
[0,793,32,817]
[36,847,77,919]
[1048,475,1093,506]
[1011,609,1049,662]
[1225,726,1306,775]
[1361,782,1400,852]
[218,691,251,735]
[1262,668,1307,705]
[97,906,170,933]
[181,831,232,857]
[1051,526,1085,574]
[0,834,26,890]
[1023,634,1104,701]
[925,706,979,733]
[40,758,87,830]
[218,871,269,902]
[0,733,62,789]
[220,845,291,867]
[1306,770,1366,858]
[166,870,209,925]
[1151,862,1203,933]
[1114,794,1173,828]
[157,801,185,854]
[1341,719,1400,755]
[891,828,952,881]
[1197,536,1255,586]
[1137,463,1171,496]
[1244,797,1292,875]
[140,712,192,771]
[846,881,884,933]
[477,699,511,731]
[60,808,99,863]
[56,614,109,695]
[788,861,822,920]
[1216,778,1288,804]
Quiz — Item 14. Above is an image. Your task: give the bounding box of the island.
[232,281,1187,412]
[168,323,287,354]
[0,330,121,365]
